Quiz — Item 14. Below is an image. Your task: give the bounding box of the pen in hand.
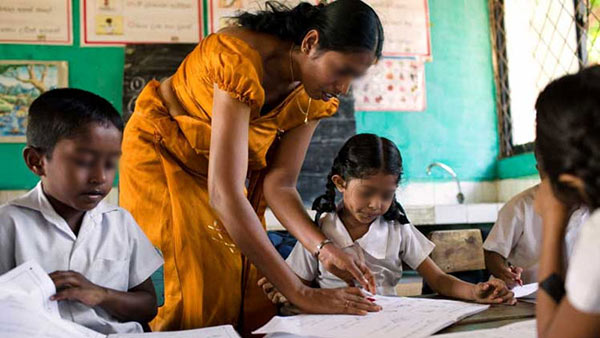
[507,261,523,286]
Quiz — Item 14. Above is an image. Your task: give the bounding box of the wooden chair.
[428,229,486,273]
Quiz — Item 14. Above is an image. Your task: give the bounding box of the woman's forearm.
[212,190,306,302]
[264,185,327,255]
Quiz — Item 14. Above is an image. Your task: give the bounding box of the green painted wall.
[1,0,535,190]
[497,151,537,179]
[0,1,125,190]
[356,0,499,182]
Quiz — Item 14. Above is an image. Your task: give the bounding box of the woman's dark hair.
[535,65,600,209]
[236,0,384,59]
[312,133,409,224]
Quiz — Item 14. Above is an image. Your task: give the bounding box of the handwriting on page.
[255,296,489,338]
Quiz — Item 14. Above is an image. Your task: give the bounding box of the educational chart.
[81,0,202,45]
[256,296,489,338]
[208,0,305,33]
[0,61,69,143]
[352,57,426,112]
[366,0,431,57]
[0,0,72,45]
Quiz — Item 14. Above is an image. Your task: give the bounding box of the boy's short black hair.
[27,88,124,156]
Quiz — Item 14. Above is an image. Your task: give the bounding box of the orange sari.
[119,33,338,335]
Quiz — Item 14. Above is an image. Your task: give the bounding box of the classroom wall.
[0,1,125,190]
[356,0,499,183]
[0,0,530,192]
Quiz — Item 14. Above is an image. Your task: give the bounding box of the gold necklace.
[289,44,311,123]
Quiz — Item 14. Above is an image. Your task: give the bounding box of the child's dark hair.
[535,65,600,208]
[312,133,409,224]
[236,0,384,59]
[27,88,123,157]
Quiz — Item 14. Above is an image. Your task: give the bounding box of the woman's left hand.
[472,279,516,305]
[318,244,376,294]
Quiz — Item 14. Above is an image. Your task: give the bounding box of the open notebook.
[255,295,490,338]
[0,261,240,338]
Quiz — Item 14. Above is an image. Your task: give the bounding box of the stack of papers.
[255,296,489,338]
[435,319,536,337]
[0,261,240,338]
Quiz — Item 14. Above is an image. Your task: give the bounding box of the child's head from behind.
[535,65,600,208]
[312,133,405,225]
[24,88,124,211]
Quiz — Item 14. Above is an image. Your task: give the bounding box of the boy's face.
[38,123,122,211]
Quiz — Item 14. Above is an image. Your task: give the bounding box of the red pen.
[507,261,523,286]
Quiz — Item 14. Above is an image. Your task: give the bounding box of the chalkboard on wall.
[122,44,196,122]
[123,44,356,205]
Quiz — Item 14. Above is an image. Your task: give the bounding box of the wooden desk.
[437,300,535,334]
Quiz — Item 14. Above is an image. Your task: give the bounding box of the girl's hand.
[49,271,108,307]
[258,277,288,305]
[318,244,376,294]
[291,285,381,315]
[534,178,569,230]
[471,279,516,305]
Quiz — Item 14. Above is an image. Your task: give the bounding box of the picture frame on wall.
[0,61,68,143]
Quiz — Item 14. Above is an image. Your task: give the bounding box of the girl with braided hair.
[533,65,600,337]
[261,134,515,306]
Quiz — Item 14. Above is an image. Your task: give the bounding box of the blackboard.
[123,44,356,205]
[122,44,196,122]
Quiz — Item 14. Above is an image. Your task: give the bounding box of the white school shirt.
[286,210,435,296]
[483,185,588,284]
[0,182,164,334]
[566,209,600,313]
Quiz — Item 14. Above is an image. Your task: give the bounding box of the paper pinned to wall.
[0,0,72,45]
[366,0,431,57]
[352,57,426,112]
[81,0,202,45]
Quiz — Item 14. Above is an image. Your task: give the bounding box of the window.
[490,0,600,157]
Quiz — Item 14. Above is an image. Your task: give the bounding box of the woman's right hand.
[317,244,377,294]
[291,285,382,315]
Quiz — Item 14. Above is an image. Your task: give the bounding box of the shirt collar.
[9,182,118,239]
[320,205,389,259]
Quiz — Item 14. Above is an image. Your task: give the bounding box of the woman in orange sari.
[119,0,383,334]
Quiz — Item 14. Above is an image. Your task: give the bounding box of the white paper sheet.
[255,296,489,338]
[0,259,60,317]
[108,325,240,338]
[434,319,536,337]
[512,283,538,299]
[0,261,104,338]
[0,261,241,338]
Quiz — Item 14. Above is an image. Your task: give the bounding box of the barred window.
[490,0,600,157]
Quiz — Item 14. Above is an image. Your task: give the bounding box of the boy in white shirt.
[0,88,163,334]
[484,156,588,288]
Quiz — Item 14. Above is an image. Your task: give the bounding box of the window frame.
[490,0,590,158]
